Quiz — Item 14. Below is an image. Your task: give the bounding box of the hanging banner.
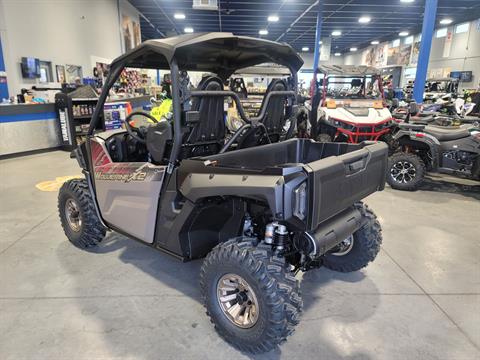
[411,41,421,65]
[443,30,453,58]
[362,43,388,67]
[319,37,331,61]
[363,47,375,66]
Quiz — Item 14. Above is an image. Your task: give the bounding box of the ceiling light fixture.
[259,29,268,35]
[440,18,453,25]
[302,47,309,51]
[399,31,409,36]
[319,40,322,45]
[268,15,279,22]
[400,0,414,3]
[184,27,194,33]
[174,13,186,20]
[350,47,358,52]
[371,40,380,45]
[334,52,341,56]
[332,30,342,36]
[359,16,371,24]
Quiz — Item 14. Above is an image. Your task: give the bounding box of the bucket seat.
[236,79,289,148]
[184,76,226,157]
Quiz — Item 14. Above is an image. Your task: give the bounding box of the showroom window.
[436,28,447,38]
[455,22,469,34]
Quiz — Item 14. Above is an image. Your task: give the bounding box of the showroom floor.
[0,151,479,360]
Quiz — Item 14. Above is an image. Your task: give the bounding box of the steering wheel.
[123,111,159,143]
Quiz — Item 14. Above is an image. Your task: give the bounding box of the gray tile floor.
[0,151,479,360]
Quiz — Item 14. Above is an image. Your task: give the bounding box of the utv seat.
[423,125,470,141]
[183,76,226,157]
[230,78,248,99]
[259,79,289,142]
[236,79,289,148]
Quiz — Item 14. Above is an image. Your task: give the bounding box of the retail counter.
[0,103,59,157]
[0,95,151,157]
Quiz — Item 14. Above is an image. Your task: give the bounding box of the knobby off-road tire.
[200,238,302,354]
[323,202,382,273]
[386,152,426,191]
[58,179,106,249]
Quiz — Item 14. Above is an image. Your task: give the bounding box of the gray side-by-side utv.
[58,33,388,353]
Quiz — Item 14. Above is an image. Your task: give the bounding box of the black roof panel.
[110,32,303,77]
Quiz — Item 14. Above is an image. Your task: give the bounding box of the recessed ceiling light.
[359,16,371,24]
[302,47,309,52]
[440,18,453,25]
[399,31,409,36]
[259,29,268,35]
[371,40,380,45]
[184,27,194,33]
[174,13,185,20]
[268,15,279,22]
[350,47,358,52]
[332,30,342,36]
[400,0,414,3]
[334,52,341,56]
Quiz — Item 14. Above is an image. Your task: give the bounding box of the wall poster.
[122,14,142,52]
[56,65,66,83]
[387,44,412,66]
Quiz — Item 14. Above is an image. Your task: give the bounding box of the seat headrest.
[267,78,287,92]
[197,76,223,91]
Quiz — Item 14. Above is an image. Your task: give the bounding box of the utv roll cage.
[309,65,385,139]
[88,33,302,180]
[316,65,384,101]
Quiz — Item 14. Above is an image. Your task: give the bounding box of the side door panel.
[90,137,165,243]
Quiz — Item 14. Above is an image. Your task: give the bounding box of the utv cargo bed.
[181,139,387,230]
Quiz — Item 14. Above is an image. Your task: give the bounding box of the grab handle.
[343,152,370,176]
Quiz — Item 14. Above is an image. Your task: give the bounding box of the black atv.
[58,33,388,353]
[387,102,480,191]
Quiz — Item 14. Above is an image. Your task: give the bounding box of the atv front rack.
[331,117,393,143]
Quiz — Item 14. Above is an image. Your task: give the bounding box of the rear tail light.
[293,182,307,220]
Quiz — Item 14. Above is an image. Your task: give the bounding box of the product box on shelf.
[104,102,132,130]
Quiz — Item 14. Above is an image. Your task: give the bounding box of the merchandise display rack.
[55,86,104,151]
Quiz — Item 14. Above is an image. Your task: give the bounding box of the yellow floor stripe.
[35,176,82,192]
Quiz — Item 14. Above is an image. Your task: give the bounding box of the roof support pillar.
[413,0,438,103]
[312,0,324,75]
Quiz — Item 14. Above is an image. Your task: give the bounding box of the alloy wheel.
[64,198,82,232]
[391,161,416,184]
[216,273,259,328]
[331,235,354,256]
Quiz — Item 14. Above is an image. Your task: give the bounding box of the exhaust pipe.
[297,207,365,257]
